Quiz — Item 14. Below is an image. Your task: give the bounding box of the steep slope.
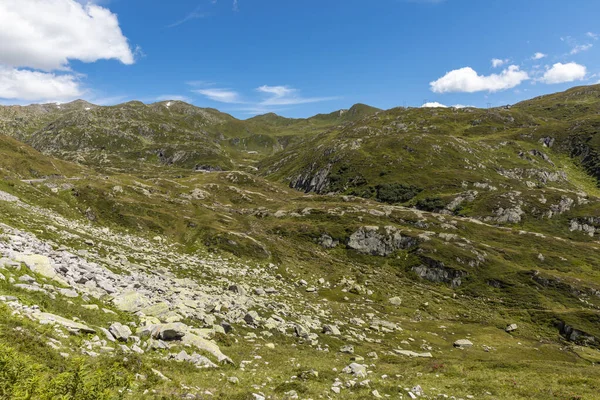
[0,134,85,179]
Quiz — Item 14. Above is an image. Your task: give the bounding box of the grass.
[0,86,600,397]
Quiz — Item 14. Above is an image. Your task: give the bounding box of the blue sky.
[1,0,599,118]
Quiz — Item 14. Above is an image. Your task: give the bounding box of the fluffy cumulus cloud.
[532,52,547,60]
[491,58,508,68]
[0,0,134,102]
[430,65,529,93]
[0,66,82,101]
[541,62,587,84]
[421,102,447,108]
[0,0,134,71]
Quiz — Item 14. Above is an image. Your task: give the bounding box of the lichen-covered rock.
[348,226,417,256]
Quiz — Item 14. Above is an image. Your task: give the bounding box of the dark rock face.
[290,164,332,193]
[347,226,418,256]
[556,321,597,346]
[412,257,466,288]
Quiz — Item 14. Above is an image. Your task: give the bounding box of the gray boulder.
[453,339,473,348]
[109,322,132,342]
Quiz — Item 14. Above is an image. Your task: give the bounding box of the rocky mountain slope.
[0,86,600,399]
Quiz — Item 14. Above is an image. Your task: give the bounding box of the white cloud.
[532,52,547,60]
[154,95,192,103]
[491,58,508,68]
[430,65,529,93]
[571,43,593,55]
[540,62,587,84]
[0,66,82,101]
[0,0,134,71]
[257,85,338,105]
[167,6,206,28]
[194,88,242,103]
[421,102,476,109]
[587,32,599,40]
[421,102,447,108]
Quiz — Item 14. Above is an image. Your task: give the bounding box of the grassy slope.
[1,88,600,398]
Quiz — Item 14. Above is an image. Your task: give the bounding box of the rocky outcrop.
[412,257,466,288]
[347,226,418,256]
[318,234,339,249]
[493,206,525,224]
[289,164,332,193]
[556,322,597,346]
[569,217,600,237]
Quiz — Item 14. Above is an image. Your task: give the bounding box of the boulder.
[389,297,402,306]
[244,311,260,326]
[343,363,367,378]
[109,322,132,342]
[505,324,518,333]
[155,323,187,341]
[453,339,473,349]
[340,345,355,354]
[228,284,246,295]
[322,324,341,335]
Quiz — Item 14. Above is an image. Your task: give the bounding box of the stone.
[505,324,518,332]
[322,324,341,335]
[411,385,424,396]
[59,288,79,298]
[220,321,233,333]
[299,369,319,380]
[181,332,233,364]
[294,324,310,338]
[100,327,116,342]
[109,322,132,342]
[113,292,150,313]
[155,323,187,341]
[394,350,432,358]
[340,345,354,354]
[347,226,417,256]
[228,284,246,295]
[15,254,68,286]
[389,296,402,306]
[454,339,473,348]
[244,311,260,326]
[131,344,144,354]
[18,274,36,283]
[343,363,367,378]
[30,311,95,334]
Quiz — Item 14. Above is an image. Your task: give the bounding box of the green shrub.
[376,183,423,204]
[415,196,447,211]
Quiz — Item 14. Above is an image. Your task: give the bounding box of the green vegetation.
[0,86,600,398]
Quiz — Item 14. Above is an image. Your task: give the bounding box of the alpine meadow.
[1,1,600,399]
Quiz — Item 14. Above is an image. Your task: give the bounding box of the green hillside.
[0,86,600,399]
